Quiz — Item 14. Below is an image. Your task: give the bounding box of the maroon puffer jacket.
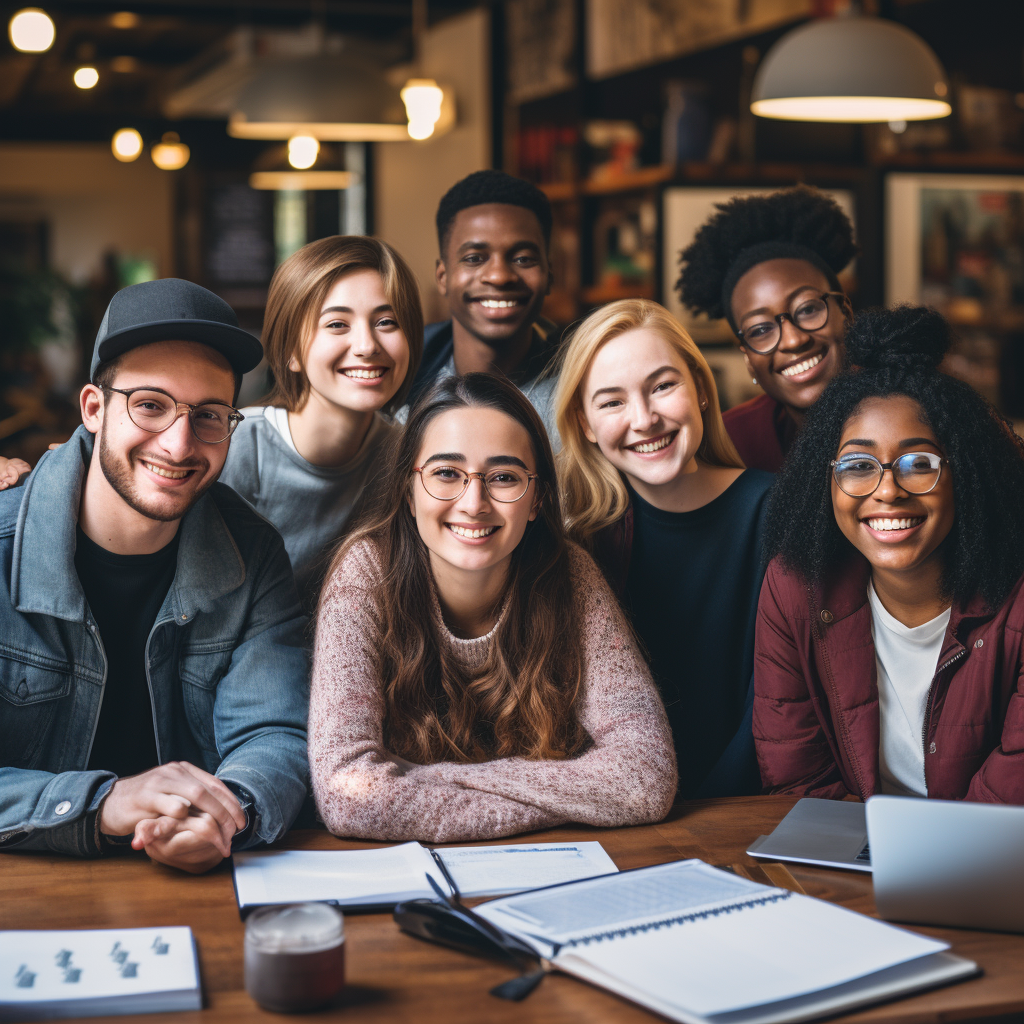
[753,554,1024,804]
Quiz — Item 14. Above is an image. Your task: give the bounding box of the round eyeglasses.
[736,292,846,354]
[413,465,538,503]
[102,386,243,444]
[830,451,946,498]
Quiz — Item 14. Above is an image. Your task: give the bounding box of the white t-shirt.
[260,404,299,454]
[867,581,951,797]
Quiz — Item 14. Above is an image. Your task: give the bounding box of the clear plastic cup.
[244,903,345,1012]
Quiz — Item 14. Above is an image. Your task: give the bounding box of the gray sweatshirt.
[220,406,395,610]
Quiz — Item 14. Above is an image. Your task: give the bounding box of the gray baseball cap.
[90,278,263,380]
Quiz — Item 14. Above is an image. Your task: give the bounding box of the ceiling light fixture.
[229,54,409,142]
[751,12,951,123]
[110,11,139,29]
[401,78,444,141]
[111,128,143,162]
[74,66,99,89]
[287,135,319,169]
[400,0,454,141]
[8,8,55,53]
[151,132,190,170]
[250,171,353,191]
[111,55,140,74]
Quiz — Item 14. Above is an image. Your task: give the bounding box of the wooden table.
[4,796,1024,1024]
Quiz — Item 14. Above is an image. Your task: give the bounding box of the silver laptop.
[867,795,1024,933]
[747,798,871,872]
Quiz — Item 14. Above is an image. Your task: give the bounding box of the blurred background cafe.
[2,0,1024,463]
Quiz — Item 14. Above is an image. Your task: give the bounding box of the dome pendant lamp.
[750,11,951,123]
[228,53,409,142]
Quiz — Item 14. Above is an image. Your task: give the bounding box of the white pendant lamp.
[228,54,409,142]
[751,15,951,123]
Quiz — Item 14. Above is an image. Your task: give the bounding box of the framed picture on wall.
[662,185,856,409]
[886,173,1024,412]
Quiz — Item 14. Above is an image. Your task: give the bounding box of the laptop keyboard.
[855,844,871,863]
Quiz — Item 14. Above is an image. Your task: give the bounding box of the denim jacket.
[0,426,310,856]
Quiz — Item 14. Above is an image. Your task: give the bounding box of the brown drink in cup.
[244,903,345,1012]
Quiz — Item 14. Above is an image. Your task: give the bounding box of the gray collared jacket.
[0,426,310,855]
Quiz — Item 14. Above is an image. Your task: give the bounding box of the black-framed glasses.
[102,386,243,444]
[413,465,538,503]
[830,451,947,497]
[736,292,847,354]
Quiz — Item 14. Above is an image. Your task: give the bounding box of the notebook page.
[558,892,948,1018]
[477,860,769,945]
[232,843,444,907]
[0,928,198,1006]
[438,841,617,897]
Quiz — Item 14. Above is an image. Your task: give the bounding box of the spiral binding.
[563,890,794,948]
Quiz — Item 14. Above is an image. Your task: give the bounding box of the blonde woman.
[555,299,772,798]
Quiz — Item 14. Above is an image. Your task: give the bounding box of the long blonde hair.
[555,299,743,543]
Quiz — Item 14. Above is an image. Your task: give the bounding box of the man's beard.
[99,422,217,523]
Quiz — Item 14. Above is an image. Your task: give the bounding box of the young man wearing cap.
[398,169,560,444]
[0,278,309,874]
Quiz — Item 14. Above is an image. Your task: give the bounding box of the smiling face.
[436,203,551,351]
[831,395,955,580]
[580,328,706,501]
[291,267,410,415]
[730,258,847,415]
[410,406,539,583]
[90,340,235,522]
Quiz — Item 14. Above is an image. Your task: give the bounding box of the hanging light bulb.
[151,132,190,170]
[401,79,444,140]
[8,8,55,52]
[111,128,143,162]
[74,66,99,89]
[287,135,320,170]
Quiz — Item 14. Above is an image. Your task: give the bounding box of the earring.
[752,378,758,385]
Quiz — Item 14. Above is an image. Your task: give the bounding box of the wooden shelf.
[581,282,656,305]
[537,161,867,203]
[877,151,1024,171]
[581,165,676,195]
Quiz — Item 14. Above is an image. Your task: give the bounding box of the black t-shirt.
[75,527,180,778]
[623,470,773,797]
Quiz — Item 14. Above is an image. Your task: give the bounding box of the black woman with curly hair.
[753,305,1024,804]
[676,186,857,472]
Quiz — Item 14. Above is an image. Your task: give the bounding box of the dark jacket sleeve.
[965,637,1024,804]
[752,561,852,799]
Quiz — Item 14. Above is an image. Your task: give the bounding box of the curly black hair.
[436,169,552,257]
[676,185,857,324]
[763,305,1024,612]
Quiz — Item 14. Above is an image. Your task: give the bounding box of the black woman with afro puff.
[676,186,856,472]
[753,305,1024,805]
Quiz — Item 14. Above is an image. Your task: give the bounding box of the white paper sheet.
[233,842,440,907]
[0,927,198,1006]
[479,859,763,941]
[438,841,618,897]
[232,840,619,910]
[561,893,948,1017]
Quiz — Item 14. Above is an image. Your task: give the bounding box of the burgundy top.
[753,554,1024,804]
[722,394,797,474]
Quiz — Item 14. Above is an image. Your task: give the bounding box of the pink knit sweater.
[309,539,678,842]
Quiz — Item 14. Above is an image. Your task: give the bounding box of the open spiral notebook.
[474,859,978,1024]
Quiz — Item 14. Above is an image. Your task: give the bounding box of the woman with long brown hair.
[309,372,676,842]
